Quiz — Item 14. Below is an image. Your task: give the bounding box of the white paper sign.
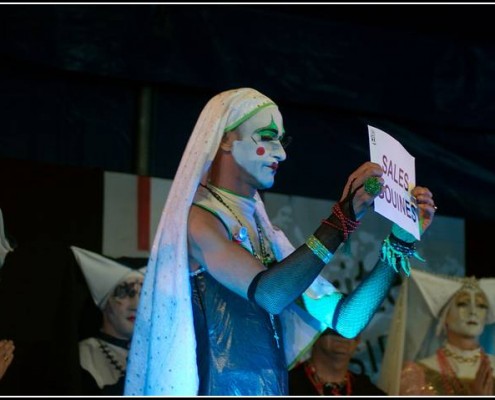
[368,125,420,240]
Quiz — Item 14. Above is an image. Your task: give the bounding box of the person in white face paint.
[124,88,437,396]
[377,270,495,396]
[71,246,146,395]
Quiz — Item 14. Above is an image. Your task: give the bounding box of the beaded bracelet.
[380,233,425,276]
[321,202,361,241]
[306,234,333,264]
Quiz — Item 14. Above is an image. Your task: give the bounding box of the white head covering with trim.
[377,268,495,395]
[124,88,334,396]
[71,245,146,310]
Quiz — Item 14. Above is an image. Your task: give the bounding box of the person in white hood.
[378,269,495,395]
[71,246,145,395]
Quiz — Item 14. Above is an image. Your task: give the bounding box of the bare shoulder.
[187,204,232,268]
[188,204,229,241]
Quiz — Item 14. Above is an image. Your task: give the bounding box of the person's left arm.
[303,186,436,338]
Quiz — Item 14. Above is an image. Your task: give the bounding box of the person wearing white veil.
[377,269,495,395]
[124,87,437,396]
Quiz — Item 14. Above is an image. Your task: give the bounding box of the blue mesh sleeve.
[302,259,398,339]
[333,260,397,338]
[301,291,343,329]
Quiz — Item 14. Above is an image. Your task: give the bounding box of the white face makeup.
[446,287,489,338]
[231,107,287,190]
[103,275,144,340]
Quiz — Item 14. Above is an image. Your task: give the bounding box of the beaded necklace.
[97,339,126,378]
[304,360,352,395]
[202,183,280,348]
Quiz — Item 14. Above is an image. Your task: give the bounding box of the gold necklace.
[203,184,274,265]
[443,346,480,364]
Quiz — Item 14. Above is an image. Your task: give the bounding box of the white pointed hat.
[71,245,146,309]
[412,268,495,324]
[377,268,495,395]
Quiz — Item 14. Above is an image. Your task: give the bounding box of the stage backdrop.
[103,171,464,383]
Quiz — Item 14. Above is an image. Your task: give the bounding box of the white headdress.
[377,268,495,395]
[124,88,329,396]
[71,246,146,310]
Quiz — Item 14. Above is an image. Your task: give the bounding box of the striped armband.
[305,234,332,264]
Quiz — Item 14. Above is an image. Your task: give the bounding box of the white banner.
[103,172,172,257]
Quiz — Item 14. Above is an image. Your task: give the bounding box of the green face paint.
[252,116,290,148]
[224,102,276,133]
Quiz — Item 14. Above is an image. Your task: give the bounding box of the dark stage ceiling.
[0,4,494,222]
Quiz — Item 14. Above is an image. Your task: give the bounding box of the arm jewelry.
[302,224,425,339]
[247,192,360,315]
[380,224,425,277]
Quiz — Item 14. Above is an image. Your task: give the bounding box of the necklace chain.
[97,339,126,378]
[203,184,273,265]
[203,183,279,348]
[442,345,480,364]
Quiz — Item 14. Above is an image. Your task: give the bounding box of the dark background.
[0,3,494,394]
[1,4,493,272]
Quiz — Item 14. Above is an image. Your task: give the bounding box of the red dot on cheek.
[256,146,266,156]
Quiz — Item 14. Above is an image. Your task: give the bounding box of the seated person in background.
[71,246,146,395]
[289,327,386,396]
[377,269,495,395]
